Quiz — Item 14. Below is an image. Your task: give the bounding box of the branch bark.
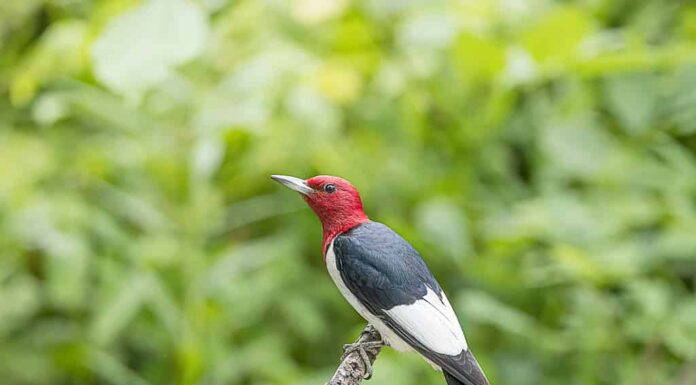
[327,325,383,385]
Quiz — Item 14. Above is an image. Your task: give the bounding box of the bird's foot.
[341,340,385,379]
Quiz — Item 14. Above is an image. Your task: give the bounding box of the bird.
[271,174,489,385]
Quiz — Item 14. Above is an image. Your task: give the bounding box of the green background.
[1,0,695,384]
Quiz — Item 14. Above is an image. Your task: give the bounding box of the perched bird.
[271,175,489,385]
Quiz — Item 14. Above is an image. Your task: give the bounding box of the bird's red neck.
[320,213,369,258]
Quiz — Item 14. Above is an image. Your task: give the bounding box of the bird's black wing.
[333,221,488,385]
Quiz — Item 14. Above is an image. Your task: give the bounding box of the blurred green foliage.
[1,0,696,385]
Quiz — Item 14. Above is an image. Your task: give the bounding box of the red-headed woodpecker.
[272,175,489,385]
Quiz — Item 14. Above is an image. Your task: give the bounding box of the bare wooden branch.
[327,325,383,385]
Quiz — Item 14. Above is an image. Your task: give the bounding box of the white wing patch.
[326,240,467,357]
[384,287,468,355]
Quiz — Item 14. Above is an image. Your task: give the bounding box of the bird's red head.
[272,175,369,254]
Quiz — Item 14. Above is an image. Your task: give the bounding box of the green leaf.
[415,199,471,260]
[452,32,505,81]
[604,73,657,135]
[91,275,150,345]
[9,20,88,105]
[0,275,40,336]
[458,290,538,336]
[92,0,209,95]
[522,7,592,63]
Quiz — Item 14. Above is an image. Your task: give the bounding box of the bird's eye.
[324,184,337,193]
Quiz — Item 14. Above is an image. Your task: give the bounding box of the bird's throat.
[320,214,369,258]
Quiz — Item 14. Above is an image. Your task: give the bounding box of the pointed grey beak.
[271,175,315,195]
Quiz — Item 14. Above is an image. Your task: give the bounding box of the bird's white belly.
[325,241,413,353]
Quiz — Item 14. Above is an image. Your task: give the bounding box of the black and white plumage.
[327,221,488,385]
[271,174,490,385]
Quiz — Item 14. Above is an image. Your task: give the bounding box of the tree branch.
[327,325,383,385]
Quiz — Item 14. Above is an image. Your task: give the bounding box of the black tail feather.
[444,369,489,385]
[442,348,490,385]
[443,370,464,385]
[444,370,467,385]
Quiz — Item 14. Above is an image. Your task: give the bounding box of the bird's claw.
[341,340,384,379]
